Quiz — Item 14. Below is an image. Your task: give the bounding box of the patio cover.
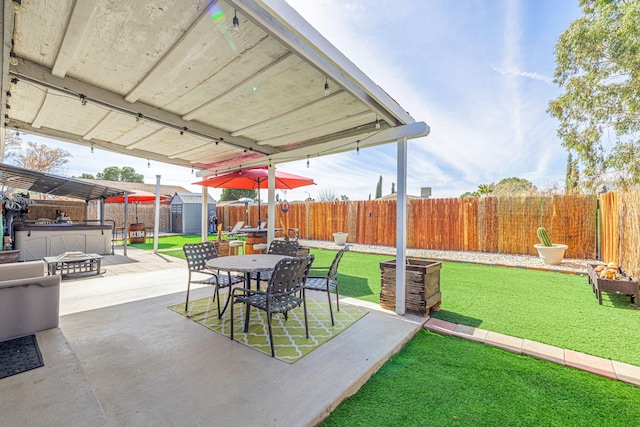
[0,0,428,172]
[0,0,429,315]
[0,162,126,201]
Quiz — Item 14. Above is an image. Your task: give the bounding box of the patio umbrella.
[104,190,169,223]
[193,167,315,225]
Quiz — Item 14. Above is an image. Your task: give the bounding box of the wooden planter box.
[587,263,639,309]
[380,258,442,316]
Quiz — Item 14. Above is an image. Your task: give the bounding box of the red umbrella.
[105,190,169,223]
[193,167,315,190]
[193,167,315,224]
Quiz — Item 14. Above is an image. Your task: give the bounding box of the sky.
[21,0,583,202]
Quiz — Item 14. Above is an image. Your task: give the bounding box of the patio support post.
[395,136,408,316]
[267,165,276,243]
[201,185,208,243]
[99,198,105,224]
[154,175,161,253]
[124,196,128,256]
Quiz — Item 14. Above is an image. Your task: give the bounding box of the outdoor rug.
[169,296,368,363]
[0,334,44,379]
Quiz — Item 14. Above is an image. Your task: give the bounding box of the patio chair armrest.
[308,266,330,275]
[231,287,268,297]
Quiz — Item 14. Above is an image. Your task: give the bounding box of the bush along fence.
[218,194,599,260]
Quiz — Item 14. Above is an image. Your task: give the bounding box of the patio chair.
[251,240,300,283]
[220,221,246,239]
[304,245,349,325]
[267,239,299,256]
[183,242,245,318]
[230,255,315,357]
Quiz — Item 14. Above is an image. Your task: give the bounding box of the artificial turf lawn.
[321,330,640,427]
[143,237,640,365]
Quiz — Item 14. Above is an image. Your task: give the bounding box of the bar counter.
[13,222,113,261]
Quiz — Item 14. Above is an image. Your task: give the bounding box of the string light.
[306,155,310,168]
[375,114,380,130]
[147,158,150,168]
[136,113,143,122]
[90,142,94,153]
[80,94,87,105]
[191,166,194,174]
[324,77,330,96]
[233,9,240,32]
[356,140,360,155]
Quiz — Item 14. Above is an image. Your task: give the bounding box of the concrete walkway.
[2,244,637,427]
[1,247,425,427]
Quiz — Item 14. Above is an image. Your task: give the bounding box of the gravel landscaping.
[298,239,596,275]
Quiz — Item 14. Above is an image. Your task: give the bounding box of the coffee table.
[44,252,103,277]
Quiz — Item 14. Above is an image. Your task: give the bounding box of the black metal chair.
[183,242,245,318]
[251,240,300,283]
[267,239,299,256]
[231,255,314,357]
[304,245,349,325]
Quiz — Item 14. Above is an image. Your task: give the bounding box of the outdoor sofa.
[0,260,61,341]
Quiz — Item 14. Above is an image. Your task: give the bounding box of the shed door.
[171,204,183,233]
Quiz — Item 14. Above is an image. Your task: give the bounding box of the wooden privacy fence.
[218,195,598,259]
[600,189,640,279]
[24,200,171,231]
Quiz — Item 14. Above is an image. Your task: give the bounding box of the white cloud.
[13,0,579,201]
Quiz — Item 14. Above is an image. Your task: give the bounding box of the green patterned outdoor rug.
[168,296,368,363]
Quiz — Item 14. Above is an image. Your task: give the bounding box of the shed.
[170,193,216,234]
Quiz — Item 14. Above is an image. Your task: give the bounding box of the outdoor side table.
[44,253,103,277]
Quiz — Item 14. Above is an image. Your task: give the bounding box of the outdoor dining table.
[206,254,289,331]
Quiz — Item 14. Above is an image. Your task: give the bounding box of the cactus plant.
[537,227,552,247]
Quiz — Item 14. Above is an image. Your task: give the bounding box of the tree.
[460,177,537,198]
[15,141,71,173]
[492,177,536,196]
[565,153,580,194]
[391,182,396,194]
[340,194,349,201]
[459,191,478,198]
[74,173,96,179]
[375,175,383,199]
[96,166,144,183]
[317,188,338,201]
[1,130,22,161]
[219,188,257,201]
[548,0,640,189]
[476,184,493,197]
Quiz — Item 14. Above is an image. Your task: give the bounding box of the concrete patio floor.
[0,247,425,427]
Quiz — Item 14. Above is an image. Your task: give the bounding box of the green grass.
[322,330,640,426]
[121,234,243,260]
[315,250,640,367]
[433,262,640,366]
[141,236,640,365]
